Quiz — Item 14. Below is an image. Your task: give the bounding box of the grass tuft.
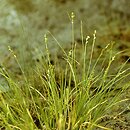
[0,13,130,130]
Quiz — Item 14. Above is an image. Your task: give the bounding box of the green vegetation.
[0,14,130,129]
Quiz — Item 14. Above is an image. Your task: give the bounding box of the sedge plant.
[0,12,130,130]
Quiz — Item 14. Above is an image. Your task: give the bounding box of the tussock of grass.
[0,14,130,130]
